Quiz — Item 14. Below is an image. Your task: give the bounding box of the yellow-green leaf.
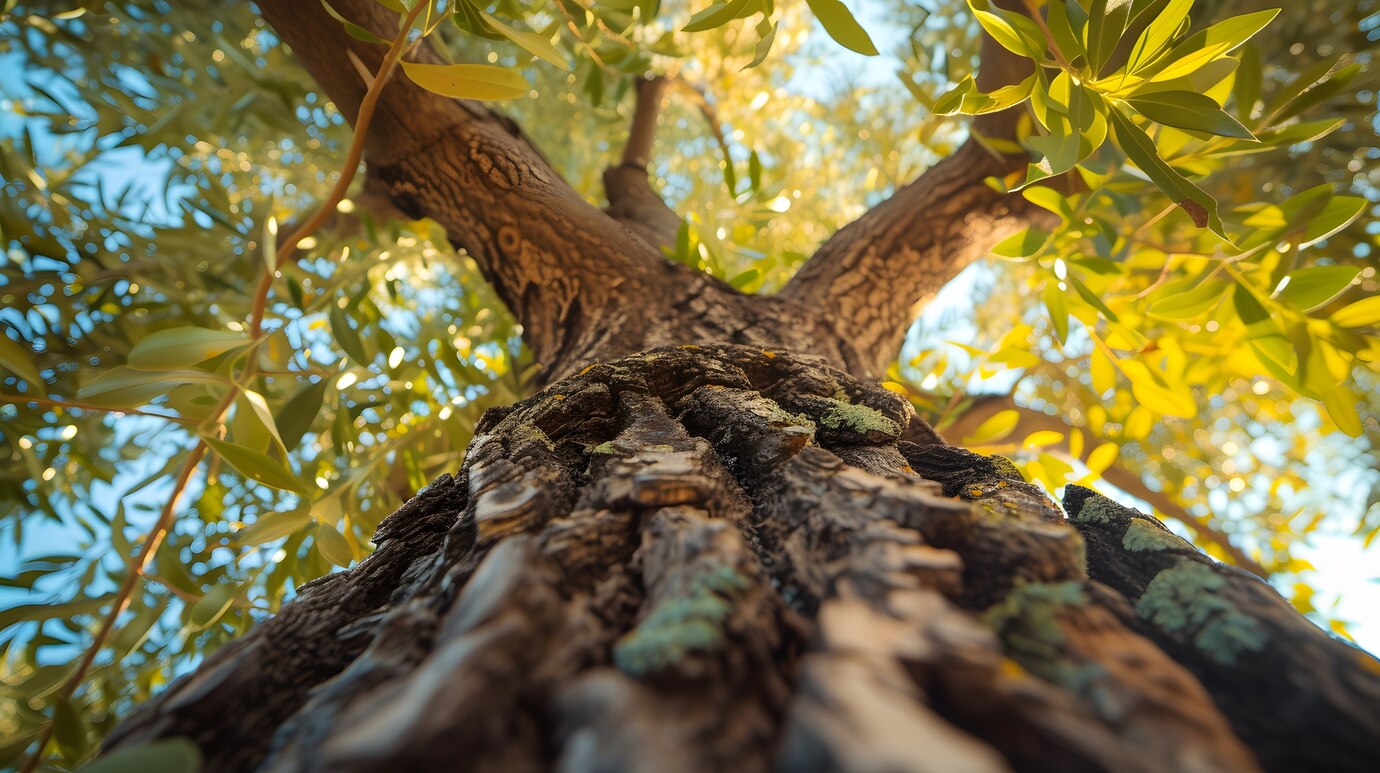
[481,12,570,70]
[315,523,355,566]
[1024,430,1064,449]
[236,509,312,547]
[1143,9,1279,82]
[1085,441,1119,475]
[78,367,226,408]
[127,326,247,370]
[1331,296,1380,328]
[400,61,529,101]
[203,436,311,494]
[76,739,202,773]
[188,582,239,631]
[964,408,1020,444]
[1278,266,1359,311]
[806,0,878,56]
[0,333,44,388]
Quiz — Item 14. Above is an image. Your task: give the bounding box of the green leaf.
[1233,284,1297,377]
[111,597,166,658]
[1048,0,1088,63]
[1299,195,1365,249]
[77,367,225,408]
[480,12,570,70]
[1141,9,1279,82]
[1068,273,1120,322]
[1087,0,1134,72]
[1042,282,1069,344]
[241,389,287,456]
[400,61,529,100]
[315,523,355,566]
[236,509,313,546]
[1108,106,1225,238]
[188,582,239,631]
[991,227,1050,260]
[1023,78,1105,185]
[0,333,44,388]
[203,436,311,494]
[0,594,113,632]
[1147,279,1229,320]
[276,379,329,450]
[320,0,387,44]
[1267,57,1359,123]
[262,216,278,274]
[1277,266,1360,311]
[1126,90,1255,139]
[683,0,751,32]
[805,0,877,56]
[52,698,88,762]
[330,306,370,365]
[745,17,777,69]
[967,0,1041,59]
[933,73,1035,116]
[127,327,247,370]
[76,739,202,773]
[1120,359,1196,418]
[1125,0,1192,73]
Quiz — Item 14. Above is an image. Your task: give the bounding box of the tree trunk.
[106,345,1380,772]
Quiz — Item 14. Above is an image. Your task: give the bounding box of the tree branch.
[779,29,1053,378]
[603,76,682,250]
[256,0,699,380]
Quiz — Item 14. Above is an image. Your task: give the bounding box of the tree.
[1,0,1378,770]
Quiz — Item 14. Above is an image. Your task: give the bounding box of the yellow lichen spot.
[1359,651,1380,677]
[998,657,1027,680]
[679,344,702,350]
[761,350,776,358]
[902,465,915,473]
[968,487,985,498]
[553,394,566,401]
[881,381,908,395]
[578,364,596,376]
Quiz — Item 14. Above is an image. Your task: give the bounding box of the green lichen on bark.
[1135,563,1267,665]
[613,565,750,677]
[817,398,900,440]
[982,581,1094,689]
[1069,496,1119,525]
[989,455,1024,481]
[1122,518,1191,553]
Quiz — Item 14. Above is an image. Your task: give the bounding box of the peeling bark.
[107,346,1372,773]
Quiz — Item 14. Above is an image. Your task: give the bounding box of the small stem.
[19,4,427,771]
[0,395,196,424]
[247,0,427,338]
[1020,0,1075,74]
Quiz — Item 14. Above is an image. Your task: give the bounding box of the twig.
[1020,0,1074,73]
[0,395,196,424]
[19,3,427,770]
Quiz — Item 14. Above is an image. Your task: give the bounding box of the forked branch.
[779,31,1052,378]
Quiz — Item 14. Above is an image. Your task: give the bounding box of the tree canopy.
[0,0,1377,769]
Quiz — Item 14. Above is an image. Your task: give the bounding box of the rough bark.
[108,345,1379,772]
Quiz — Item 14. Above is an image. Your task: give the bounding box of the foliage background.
[0,0,1378,767]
